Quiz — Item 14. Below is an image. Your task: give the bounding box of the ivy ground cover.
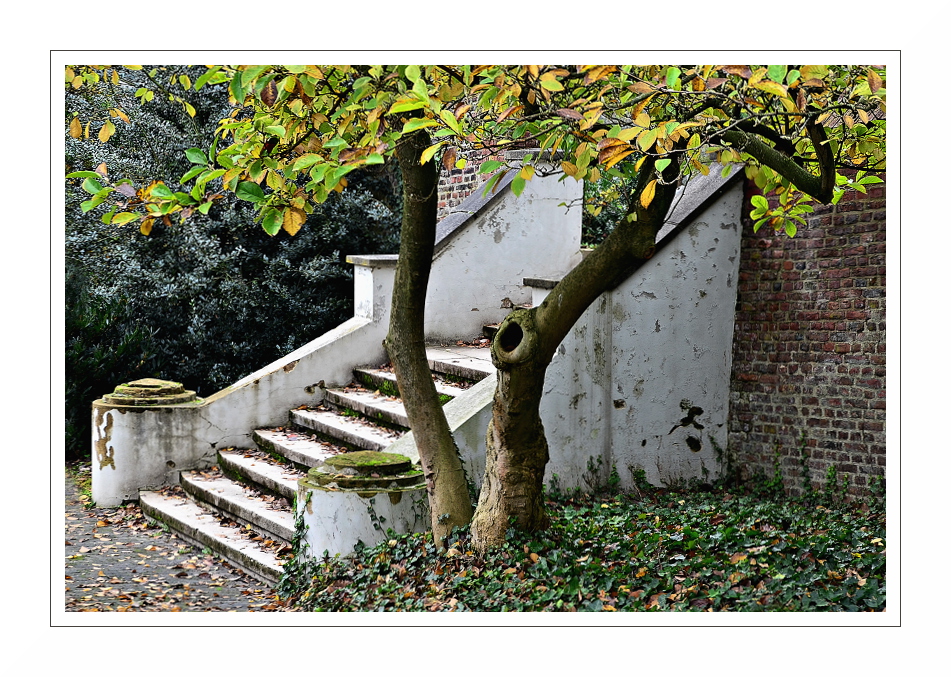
[283,483,886,612]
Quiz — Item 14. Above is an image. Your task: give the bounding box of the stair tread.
[181,470,295,543]
[139,489,285,585]
[325,387,410,428]
[290,407,403,451]
[354,367,471,399]
[218,448,303,501]
[425,345,494,380]
[252,428,350,469]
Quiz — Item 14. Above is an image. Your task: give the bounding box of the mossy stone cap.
[323,450,412,476]
[103,378,197,405]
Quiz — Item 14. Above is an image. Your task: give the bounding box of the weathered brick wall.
[437,149,504,221]
[728,180,886,498]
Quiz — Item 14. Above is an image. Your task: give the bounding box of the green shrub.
[65,66,401,458]
[65,262,158,460]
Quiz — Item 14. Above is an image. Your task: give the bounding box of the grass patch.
[280,482,886,612]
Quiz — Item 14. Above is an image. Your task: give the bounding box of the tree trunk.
[386,130,473,547]
[471,158,681,552]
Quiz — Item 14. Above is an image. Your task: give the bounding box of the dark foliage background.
[65,66,401,459]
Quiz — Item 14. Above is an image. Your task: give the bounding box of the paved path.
[64,466,287,612]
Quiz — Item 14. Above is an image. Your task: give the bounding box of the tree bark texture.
[386,130,473,546]
[471,158,682,552]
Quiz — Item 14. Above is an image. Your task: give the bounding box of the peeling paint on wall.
[94,408,116,471]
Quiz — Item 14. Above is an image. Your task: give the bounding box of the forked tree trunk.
[386,130,473,547]
[471,159,681,552]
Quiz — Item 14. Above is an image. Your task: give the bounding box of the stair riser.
[290,410,393,451]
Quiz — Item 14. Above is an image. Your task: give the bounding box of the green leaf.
[511,174,526,197]
[655,159,671,173]
[181,165,206,183]
[196,169,226,186]
[388,98,428,115]
[194,66,221,91]
[235,181,266,203]
[241,65,270,88]
[264,125,286,138]
[185,148,208,165]
[666,67,681,89]
[66,171,102,179]
[479,160,504,174]
[81,177,103,194]
[293,154,324,171]
[261,208,282,235]
[151,184,174,198]
[750,195,769,210]
[767,65,787,83]
[402,117,439,134]
[197,202,213,214]
[111,212,139,226]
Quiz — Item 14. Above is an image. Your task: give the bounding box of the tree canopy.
[67,64,885,239]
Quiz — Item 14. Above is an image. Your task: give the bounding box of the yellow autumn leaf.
[283,207,307,236]
[419,141,445,165]
[867,69,883,94]
[640,179,657,208]
[748,67,768,86]
[561,160,579,177]
[69,117,82,138]
[752,80,789,98]
[518,165,535,181]
[603,147,635,171]
[617,127,639,142]
[98,121,115,143]
[139,218,154,236]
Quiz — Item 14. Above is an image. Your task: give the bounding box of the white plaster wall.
[538,181,744,490]
[297,483,429,557]
[425,173,583,341]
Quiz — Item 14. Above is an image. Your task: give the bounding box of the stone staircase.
[138,345,494,586]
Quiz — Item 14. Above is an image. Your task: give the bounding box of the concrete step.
[139,489,286,586]
[290,406,403,451]
[324,386,411,429]
[181,470,295,544]
[425,345,495,382]
[251,428,350,470]
[353,367,471,400]
[217,448,304,503]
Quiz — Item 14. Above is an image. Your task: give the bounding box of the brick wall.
[727,179,886,498]
[436,149,504,221]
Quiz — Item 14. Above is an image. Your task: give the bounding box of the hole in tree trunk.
[498,321,524,353]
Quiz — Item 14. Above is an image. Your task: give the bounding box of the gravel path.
[64,465,288,612]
